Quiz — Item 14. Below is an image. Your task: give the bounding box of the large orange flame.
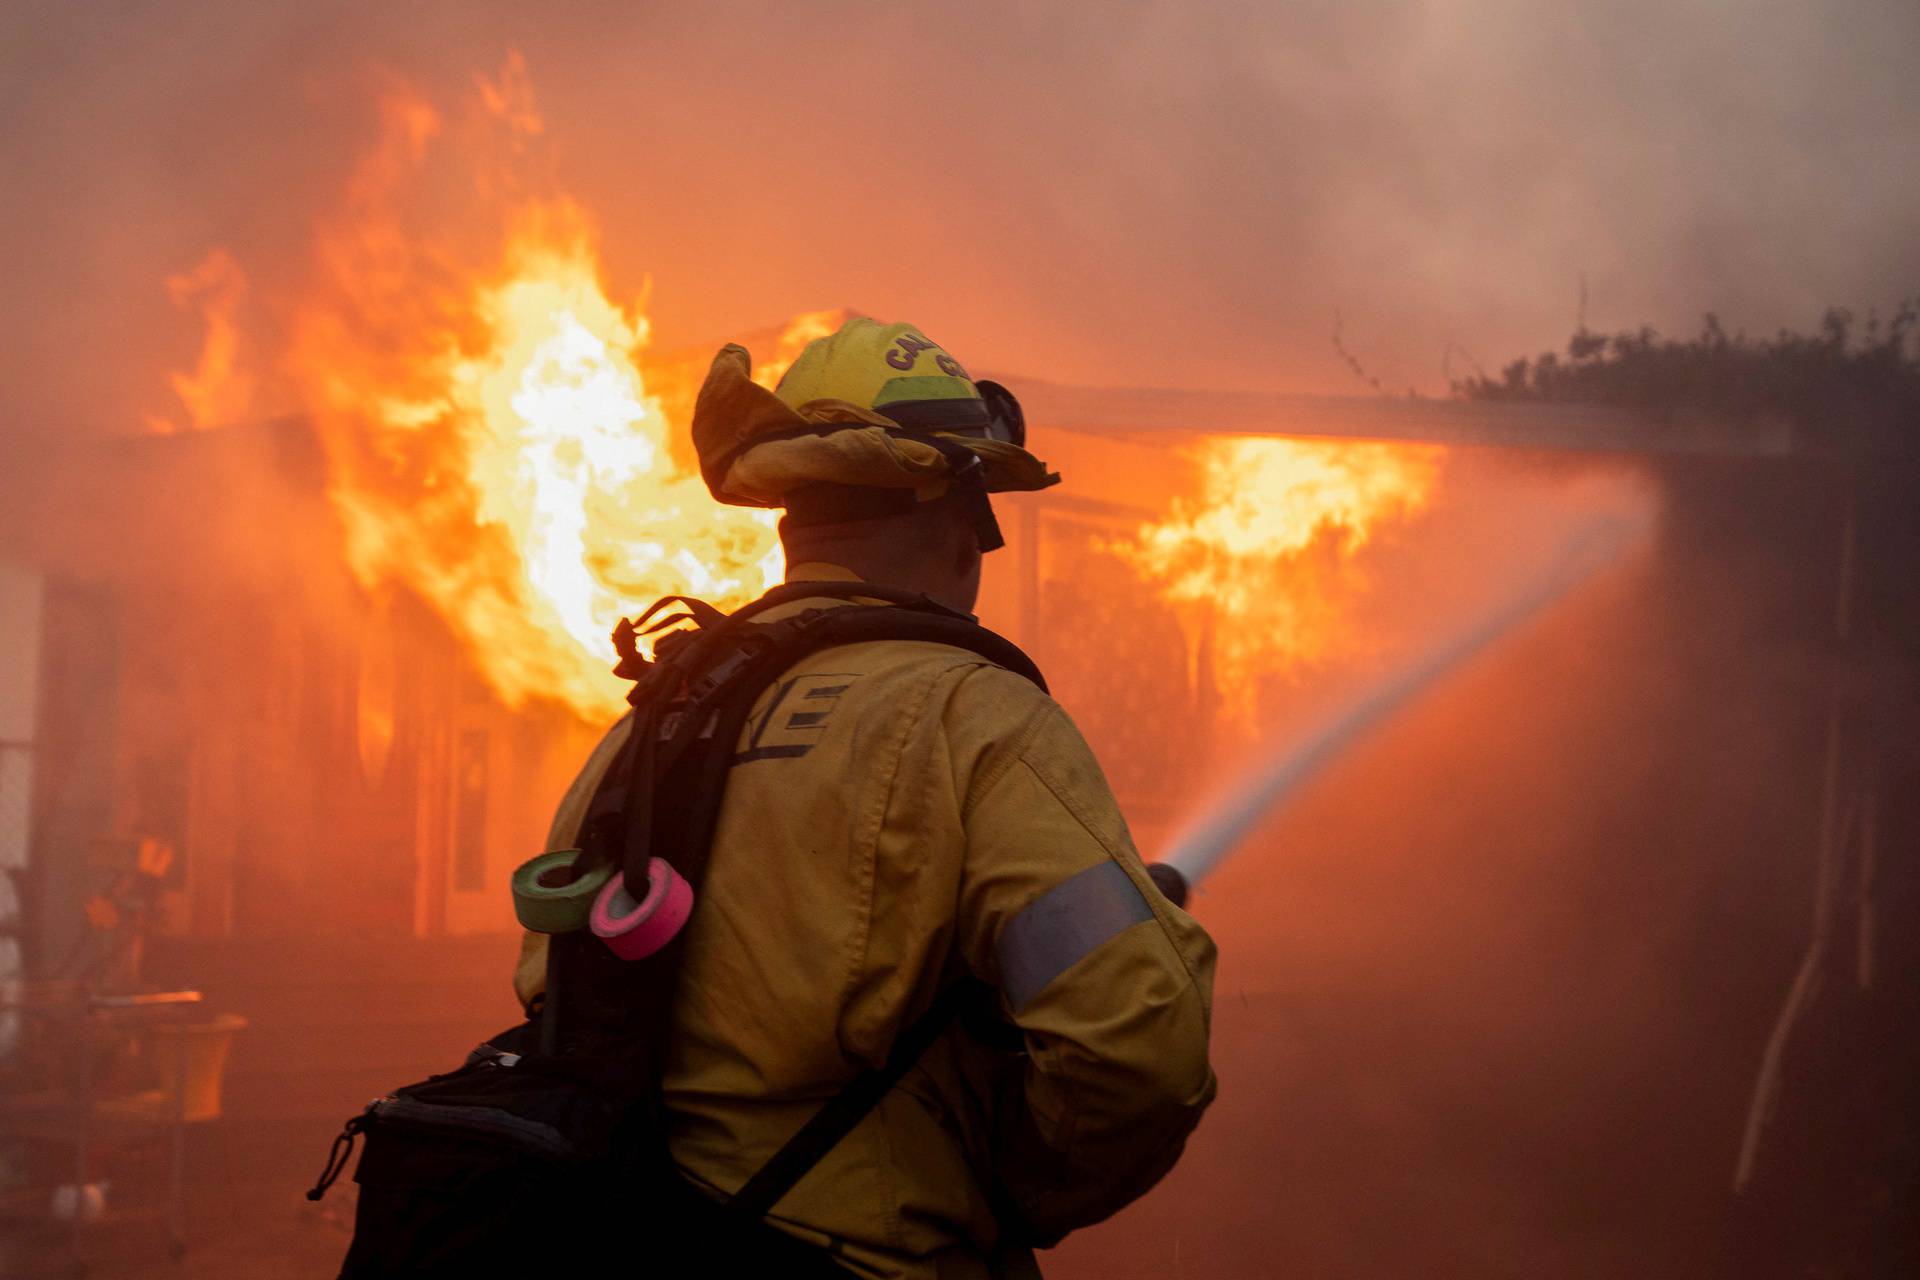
[1124,436,1444,707]
[149,54,1449,726]
[281,60,782,719]
[303,75,783,717]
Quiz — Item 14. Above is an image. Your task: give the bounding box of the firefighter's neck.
[781,500,985,615]
[785,550,981,615]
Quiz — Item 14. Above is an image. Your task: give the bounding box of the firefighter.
[516,317,1217,1279]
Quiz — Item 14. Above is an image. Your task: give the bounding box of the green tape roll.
[511,850,613,934]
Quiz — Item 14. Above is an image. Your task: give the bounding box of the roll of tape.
[511,850,613,934]
[590,858,694,961]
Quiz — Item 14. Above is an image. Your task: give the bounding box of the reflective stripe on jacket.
[513,566,1217,1279]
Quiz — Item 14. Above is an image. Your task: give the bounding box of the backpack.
[309,583,1046,1278]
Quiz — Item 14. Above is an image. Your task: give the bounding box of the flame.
[148,247,253,433]
[1124,436,1443,705]
[267,60,783,719]
[753,309,850,388]
[146,54,1441,727]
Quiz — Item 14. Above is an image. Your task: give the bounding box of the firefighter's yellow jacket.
[514,567,1217,1279]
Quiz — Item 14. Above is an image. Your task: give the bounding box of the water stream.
[1162,486,1656,888]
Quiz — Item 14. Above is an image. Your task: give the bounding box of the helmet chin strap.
[959,478,1004,554]
[925,441,1003,553]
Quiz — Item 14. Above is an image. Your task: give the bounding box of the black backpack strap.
[722,579,971,626]
[785,603,1047,693]
[724,979,993,1223]
[616,598,1047,890]
[697,608,1043,1220]
[568,591,1045,1203]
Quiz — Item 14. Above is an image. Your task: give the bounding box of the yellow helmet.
[774,318,1000,436]
[690,316,1057,551]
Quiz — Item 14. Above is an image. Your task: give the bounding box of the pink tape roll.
[589,858,694,961]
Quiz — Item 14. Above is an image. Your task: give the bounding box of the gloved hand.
[1145,862,1188,909]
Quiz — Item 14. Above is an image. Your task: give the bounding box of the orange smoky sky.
[2,0,1917,444]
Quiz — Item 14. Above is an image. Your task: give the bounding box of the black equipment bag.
[313,1039,859,1277]
[310,584,1043,1279]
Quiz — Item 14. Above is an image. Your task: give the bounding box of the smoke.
[2,0,1917,450]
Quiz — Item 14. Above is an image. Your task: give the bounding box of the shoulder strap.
[724,979,992,1223]
[578,592,1044,1210]
[705,606,1045,1222]
[611,594,1045,891]
[777,601,1047,692]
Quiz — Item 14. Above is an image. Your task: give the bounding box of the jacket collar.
[784,561,865,585]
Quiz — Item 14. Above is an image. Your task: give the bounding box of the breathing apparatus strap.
[726,978,992,1223]
[582,587,1044,1221]
[602,586,1043,894]
[941,448,1007,553]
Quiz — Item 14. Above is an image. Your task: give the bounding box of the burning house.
[3,311,1905,1275]
[1,49,1909,1280]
